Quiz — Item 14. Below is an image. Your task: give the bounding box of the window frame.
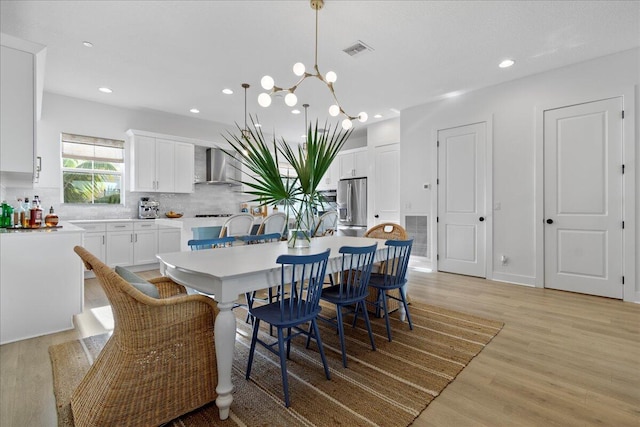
[60,133,126,205]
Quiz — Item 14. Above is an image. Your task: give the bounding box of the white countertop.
[0,221,84,235]
[156,216,262,230]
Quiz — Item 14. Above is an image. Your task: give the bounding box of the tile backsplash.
[2,146,251,220]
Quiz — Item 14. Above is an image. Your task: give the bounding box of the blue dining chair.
[365,239,414,342]
[317,243,377,368]
[245,249,332,407]
[235,232,282,245]
[187,236,236,251]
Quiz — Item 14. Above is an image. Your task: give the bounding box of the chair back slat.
[338,243,377,300]
[276,249,330,323]
[238,232,281,244]
[187,236,235,251]
[381,239,413,286]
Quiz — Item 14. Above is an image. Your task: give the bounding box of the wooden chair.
[363,223,408,316]
[256,212,287,236]
[313,211,338,237]
[71,246,218,426]
[363,239,414,341]
[317,243,378,367]
[219,213,254,238]
[246,249,332,407]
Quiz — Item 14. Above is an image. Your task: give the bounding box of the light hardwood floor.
[1,269,638,426]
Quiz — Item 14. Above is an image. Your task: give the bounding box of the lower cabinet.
[74,220,180,270]
[158,227,181,253]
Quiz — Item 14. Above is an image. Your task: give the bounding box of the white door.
[544,98,623,298]
[373,144,400,225]
[133,229,158,265]
[132,135,156,192]
[174,142,194,193]
[437,122,487,277]
[106,231,134,267]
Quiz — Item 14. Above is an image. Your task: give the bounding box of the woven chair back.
[364,222,408,240]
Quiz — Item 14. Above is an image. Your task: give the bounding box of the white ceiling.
[1,0,639,142]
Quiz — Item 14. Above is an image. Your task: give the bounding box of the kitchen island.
[156,216,262,250]
[0,221,84,344]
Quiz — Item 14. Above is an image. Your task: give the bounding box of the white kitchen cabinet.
[317,158,340,190]
[133,222,158,264]
[81,222,106,264]
[127,131,194,193]
[106,222,135,267]
[338,148,368,179]
[158,227,181,253]
[0,45,35,179]
[0,224,84,344]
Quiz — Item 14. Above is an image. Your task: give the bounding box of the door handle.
[546,219,554,224]
[479,216,485,222]
[374,214,379,218]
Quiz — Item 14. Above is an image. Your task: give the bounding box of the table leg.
[214,301,236,420]
[399,284,408,322]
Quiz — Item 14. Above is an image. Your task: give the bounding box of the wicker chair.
[71,246,219,427]
[363,223,409,316]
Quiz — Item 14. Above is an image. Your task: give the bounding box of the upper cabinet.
[0,34,46,187]
[316,159,340,191]
[338,148,368,179]
[127,130,194,193]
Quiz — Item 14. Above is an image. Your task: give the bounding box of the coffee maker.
[138,197,159,219]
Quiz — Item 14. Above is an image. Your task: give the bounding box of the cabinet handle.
[102,235,105,244]
[130,234,133,243]
[114,225,126,228]
[135,233,138,243]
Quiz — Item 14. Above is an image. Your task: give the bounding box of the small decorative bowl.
[165,212,183,218]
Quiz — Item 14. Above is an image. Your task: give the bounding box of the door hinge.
[622,110,625,119]
[622,164,625,174]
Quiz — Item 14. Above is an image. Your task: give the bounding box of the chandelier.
[257,0,367,130]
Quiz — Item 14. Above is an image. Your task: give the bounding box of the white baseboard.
[490,272,537,287]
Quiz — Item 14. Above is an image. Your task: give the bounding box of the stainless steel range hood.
[198,147,241,185]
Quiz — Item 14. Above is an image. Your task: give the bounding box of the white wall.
[3,92,252,220]
[401,48,638,302]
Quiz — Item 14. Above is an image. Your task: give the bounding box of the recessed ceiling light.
[499,59,515,68]
[189,108,200,114]
[98,87,112,93]
[82,41,93,48]
[222,88,233,95]
[292,109,301,114]
[374,114,382,119]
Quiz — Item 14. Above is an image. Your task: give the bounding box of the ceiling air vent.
[342,40,374,57]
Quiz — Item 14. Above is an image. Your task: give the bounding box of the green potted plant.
[223,117,351,247]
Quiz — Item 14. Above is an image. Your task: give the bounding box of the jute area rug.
[50,302,503,426]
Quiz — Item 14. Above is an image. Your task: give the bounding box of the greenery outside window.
[62,133,124,204]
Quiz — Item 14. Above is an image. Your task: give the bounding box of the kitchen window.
[61,132,124,204]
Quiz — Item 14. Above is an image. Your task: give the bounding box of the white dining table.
[156,235,390,420]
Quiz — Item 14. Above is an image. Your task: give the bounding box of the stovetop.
[195,213,234,218]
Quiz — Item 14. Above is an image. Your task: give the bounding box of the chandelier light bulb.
[285,92,298,107]
[342,118,353,130]
[261,75,274,90]
[293,62,306,76]
[258,92,272,107]
[328,104,340,117]
[325,71,337,83]
[358,112,368,122]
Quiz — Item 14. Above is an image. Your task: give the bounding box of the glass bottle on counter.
[29,197,43,228]
[16,199,25,228]
[45,206,59,227]
[23,197,30,227]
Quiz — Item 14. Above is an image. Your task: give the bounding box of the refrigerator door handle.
[347,182,352,222]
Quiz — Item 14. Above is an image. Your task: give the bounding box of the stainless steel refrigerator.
[337,177,367,237]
